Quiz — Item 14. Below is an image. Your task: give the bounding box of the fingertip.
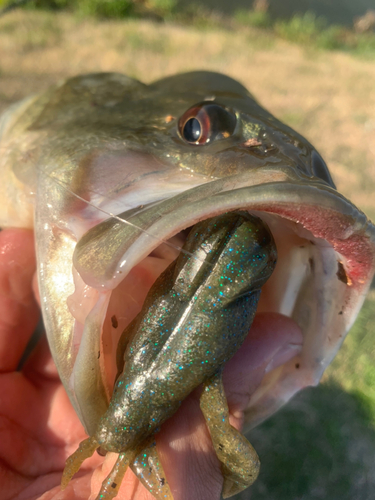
[0,228,39,372]
[156,394,223,500]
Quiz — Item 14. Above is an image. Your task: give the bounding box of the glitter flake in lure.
[0,71,374,499]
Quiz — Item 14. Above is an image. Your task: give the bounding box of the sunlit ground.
[0,10,374,500]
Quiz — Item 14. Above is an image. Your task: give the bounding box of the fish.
[0,71,374,499]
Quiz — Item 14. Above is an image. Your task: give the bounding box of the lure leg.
[61,436,99,488]
[130,440,173,500]
[95,452,133,500]
[200,373,260,498]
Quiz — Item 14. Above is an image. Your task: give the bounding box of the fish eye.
[178,102,237,145]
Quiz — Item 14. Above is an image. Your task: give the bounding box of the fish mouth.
[67,164,375,436]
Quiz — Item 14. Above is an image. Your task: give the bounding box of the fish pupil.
[183,117,201,142]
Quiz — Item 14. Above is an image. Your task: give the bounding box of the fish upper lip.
[74,166,373,292]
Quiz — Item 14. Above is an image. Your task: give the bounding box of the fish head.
[1,71,374,438]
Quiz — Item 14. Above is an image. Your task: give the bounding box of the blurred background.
[0,1,374,499]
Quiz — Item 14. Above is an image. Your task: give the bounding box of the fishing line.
[39,167,215,267]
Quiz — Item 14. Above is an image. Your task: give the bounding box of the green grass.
[1,0,178,19]
[18,0,135,18]
[235,9,375,58]
[329,293,375,408]
[274,11,327,45]
[1,1,374,57]
[234,8,272,29]
[116,28,171,54]
[0,10,62,49]
[238,383,375,499]
[72,0,134,18]
[274,12,375,57]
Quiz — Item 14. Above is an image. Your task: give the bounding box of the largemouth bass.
[0,71,374,499]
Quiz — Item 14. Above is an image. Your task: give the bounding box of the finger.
[0,228,40,372]
[90,453,157,500]
[87,392,223,500]
[22,333,60,381]
[157,392,223,500]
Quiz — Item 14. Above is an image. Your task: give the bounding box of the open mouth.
[60,164,375,437]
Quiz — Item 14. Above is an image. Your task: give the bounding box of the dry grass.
[0,10,374,219]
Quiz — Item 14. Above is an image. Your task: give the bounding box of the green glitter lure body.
[61,212,277,499]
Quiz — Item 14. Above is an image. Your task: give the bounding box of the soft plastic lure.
[61,212,277,499]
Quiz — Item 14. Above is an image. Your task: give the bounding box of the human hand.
[0,228,301,500]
